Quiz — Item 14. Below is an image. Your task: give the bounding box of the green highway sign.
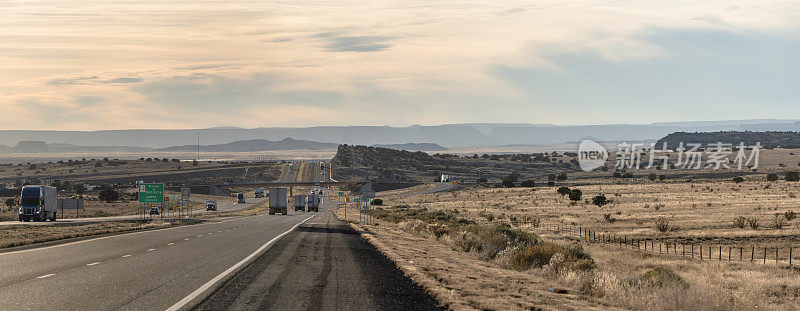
[338,192,344,196]
[138,183,164,203]
[314,182,320,186]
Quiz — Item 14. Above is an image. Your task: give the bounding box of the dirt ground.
[333,176,800,310]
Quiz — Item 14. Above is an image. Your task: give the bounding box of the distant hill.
[157,138,338,152]
[371,143,446,151]
[0,120,798,148]
[656,131,800,149]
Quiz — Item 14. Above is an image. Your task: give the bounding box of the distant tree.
[171,158,180,163]
[766,173,779,182]
[501,172,520,188]
[568,189,582,202]
[371,199,383,206]
[103,157,109,162]
[145,158,153,162]
[547,181,555,187]
[658,175,666,181]
[490,155,501,161]
[556,173,568,181]
[98,189,119,203]
[28,164,36,170]
[592,195,609,207]
[162,158,170,162]
[5,198,15,209]
[95,162,103,167]
[648,173,657,181]
[520,180,535,187]
[547,174,556,181]
[787,172,800,182]
[557,186,571,196]
[732,176,745,183]
[472,154,479,159]
[476,177,488,183]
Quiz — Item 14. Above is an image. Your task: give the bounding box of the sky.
[0,0,798,130]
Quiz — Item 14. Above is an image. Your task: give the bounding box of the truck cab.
[20,186,57,222]
[237,193,245,204]
[206,200,217,211]
[254,188,265,198]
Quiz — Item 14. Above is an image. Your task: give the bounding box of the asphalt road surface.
[1,162,448,310]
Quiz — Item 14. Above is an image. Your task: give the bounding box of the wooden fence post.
[776,247,779,264]
[691,244,694,258]
[790,248,793,266]
[764,247,767,264]
[719,246,721,261]
[728,246,731,262]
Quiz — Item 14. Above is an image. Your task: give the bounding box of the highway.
[0,161,445,310]
[0,195,266,227]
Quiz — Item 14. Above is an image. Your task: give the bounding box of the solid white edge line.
[166,213,316,311]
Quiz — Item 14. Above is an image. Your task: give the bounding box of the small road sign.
[138,183,165,203]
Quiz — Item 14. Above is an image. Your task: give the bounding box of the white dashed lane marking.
[87,262,100,266]
[37,274,55,279]
[121,254,132,258]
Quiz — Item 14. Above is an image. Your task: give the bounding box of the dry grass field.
[335,174,800,310]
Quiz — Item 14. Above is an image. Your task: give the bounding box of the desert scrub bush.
[449,223,539,259]
[508,243,594,272]
[733,216,747,229]
[747,217,760,229]
[654,217,670,232]
[603,213,616,223]
[568,189,582,202]
[556,186,571,196]
[732,176,744,183]
[785,210,797,221]
[766,173,779,181]
[634,266,688,288]
[772,214,786,229]
[592,194,609,207]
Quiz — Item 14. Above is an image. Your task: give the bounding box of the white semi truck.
[294,195,306,212]
[19,185,58,222]
[269,188,288,215]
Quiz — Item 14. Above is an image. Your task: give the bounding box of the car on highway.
[149,207,160,215]
[206,200,217,211]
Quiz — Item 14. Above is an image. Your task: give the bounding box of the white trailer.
[269,188,288,215]
[19,185,58,222]
[294,195,306,211]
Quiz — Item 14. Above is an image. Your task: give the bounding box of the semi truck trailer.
[269,188,288,215]
[19,185,58,222]
[307,194,320,212]
[294,195,306,211]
